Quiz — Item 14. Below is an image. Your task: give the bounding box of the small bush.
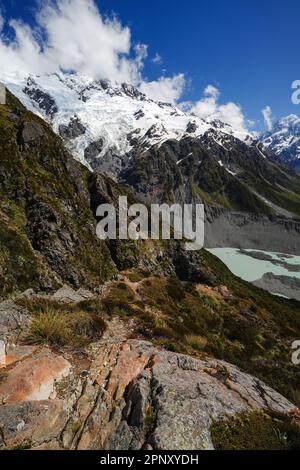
[27,307,106,347]
[185,334,207,351]
[116,282,128,290]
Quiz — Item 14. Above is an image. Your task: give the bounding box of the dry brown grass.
[27,305,106,348]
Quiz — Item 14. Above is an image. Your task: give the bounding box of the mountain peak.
[261,113,300,170]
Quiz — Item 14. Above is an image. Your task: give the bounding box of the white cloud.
[0,0,149,84]
[0,0,256,122]
[0,13,4,32]
[139,74,186,104]
[190,85,249,133]
[262,105,273,131]
[0,0,187,104]
[152,53,162,65]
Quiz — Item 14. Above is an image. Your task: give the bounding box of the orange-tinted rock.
[0,348,71,403]
[0,345,37,369]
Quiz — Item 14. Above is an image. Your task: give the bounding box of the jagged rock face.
[0,334,294,450]
[107,341,295,450]
[84,138,104,161]
[186,121,198,134]
[23,78,58,118]
[0,90,227,298]
[121,134,300,219]
[58,115,86,140]
[4,73,300,220]
[2,72,249,172]
[18,121,45,148]
[0,90,116,298]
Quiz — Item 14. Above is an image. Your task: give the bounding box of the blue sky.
[1,0,300,130]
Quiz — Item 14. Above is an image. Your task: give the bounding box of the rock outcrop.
[0,296,298,450]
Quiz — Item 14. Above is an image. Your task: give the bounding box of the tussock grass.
[185,334,208,351]
[25,300,106,348]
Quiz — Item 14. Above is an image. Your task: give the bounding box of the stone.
[19,121,45,147]
[0,348,71,403]
[17,289,36,299]
[186,121,198,133]
[51,285,94,304]
[0,345,37,369]
[0,300,30,343]
[59,116,86,140]
[0,401,68,449]
[84,138,104,162]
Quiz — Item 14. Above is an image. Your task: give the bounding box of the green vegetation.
[0,91,116,299]
[195,155,273,214]
[1,89,300,424]
[211,411,300,450]
[20,298,106,348]
[184,334,208,351]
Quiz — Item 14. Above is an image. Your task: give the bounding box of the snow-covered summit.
[2,72,251,173]
[261,114,300,170]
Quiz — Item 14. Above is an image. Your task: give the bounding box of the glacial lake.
[207,248,300,283]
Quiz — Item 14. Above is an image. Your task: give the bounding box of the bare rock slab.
[0,348,71,403]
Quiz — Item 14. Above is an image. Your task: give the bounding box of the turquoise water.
[207,248,300,283]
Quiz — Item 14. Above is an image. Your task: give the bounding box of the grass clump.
[211,410,300,450]
[185,334,207,352]
[26,301,106,348]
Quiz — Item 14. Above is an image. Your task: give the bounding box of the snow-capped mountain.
[2,71,300,219]
[261,114,300,171]
[2,72,251,176]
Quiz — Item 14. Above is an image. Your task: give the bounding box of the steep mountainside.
[0,89,234,298]
[0,90,117,297]
[262,115,300,172]
[122,132,300,218]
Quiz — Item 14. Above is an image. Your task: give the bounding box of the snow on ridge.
[1,72,251,168]
[261,113,300,163]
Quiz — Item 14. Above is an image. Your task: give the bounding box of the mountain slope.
[0,89,230,298]
[121,132,300,218]
[0,90,117,297]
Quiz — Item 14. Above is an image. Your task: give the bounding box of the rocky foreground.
[0,285,299,451]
